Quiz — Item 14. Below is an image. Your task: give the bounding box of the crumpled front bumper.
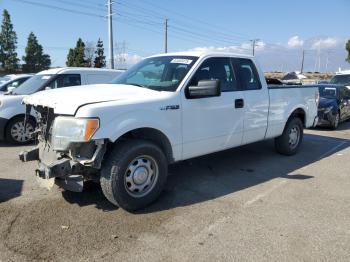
[317,110,335,126]
[19,140,107,192]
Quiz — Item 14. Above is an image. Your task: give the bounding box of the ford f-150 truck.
[19,52,319,211]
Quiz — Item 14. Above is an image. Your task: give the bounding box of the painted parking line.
[317,141,349,160]
[244,140,349,208]
[244,180,287,207]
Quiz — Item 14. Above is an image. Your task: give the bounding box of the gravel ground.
[0,123,350,261]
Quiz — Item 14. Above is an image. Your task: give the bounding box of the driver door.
[181,57,245,160]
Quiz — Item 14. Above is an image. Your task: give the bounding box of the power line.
[12,0,105,19]
[12,0,255,55]
[49,0,106,13]
[116,0,250,43]
[136,0,252,40]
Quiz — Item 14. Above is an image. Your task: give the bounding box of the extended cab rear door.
[232,58,269,144]
[181,57,245,159]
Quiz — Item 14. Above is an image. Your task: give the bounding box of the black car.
[317,84,350,129]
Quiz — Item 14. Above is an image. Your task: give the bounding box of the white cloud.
[287,36,304,48]
[311,37,338,49]
[188,41,266,55]
[111,36,347,73]
[115,53,143,68]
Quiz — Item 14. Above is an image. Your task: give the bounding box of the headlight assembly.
[52,117,99,151]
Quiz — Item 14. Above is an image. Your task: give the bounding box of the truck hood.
[23,84,167,115]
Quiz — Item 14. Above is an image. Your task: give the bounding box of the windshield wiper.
[4,90,15,95]
[124,83,147,88]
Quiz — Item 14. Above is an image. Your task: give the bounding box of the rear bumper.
[0,117,8,140]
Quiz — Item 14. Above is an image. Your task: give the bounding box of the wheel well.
[289,108,306,126]
[4,114,36,139]
[114,128,174,163]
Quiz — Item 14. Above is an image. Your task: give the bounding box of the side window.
[6,80,20,89]
[48,74,81,89]
[87,74,113,84]
[234,58,262,90]
[344,87,350,98]
[190,57,238,92]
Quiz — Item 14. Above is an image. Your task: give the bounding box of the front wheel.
[100,139,168,211]
[5,116,35,144]
[331,112,340,130]
[275,117,303,156]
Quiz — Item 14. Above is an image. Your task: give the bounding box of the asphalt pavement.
[0,123,350,261]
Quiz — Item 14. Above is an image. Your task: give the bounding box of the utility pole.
[107,0,114,69]
[300,49,305,73]
[250,39,260,56]
[164,18,168,53]
[325,50,331,73]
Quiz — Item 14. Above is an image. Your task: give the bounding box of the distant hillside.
[265,72,334,81]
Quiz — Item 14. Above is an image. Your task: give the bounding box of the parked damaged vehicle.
[317,84,350,129]
[19,51,319,211]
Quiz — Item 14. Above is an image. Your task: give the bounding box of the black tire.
[275,117,303,156]
[100,139,168,211]
[330,111,340,130]
[5,116,35,144]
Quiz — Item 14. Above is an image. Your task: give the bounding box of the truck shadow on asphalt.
[0,178,24,203]
[61,133,349,213]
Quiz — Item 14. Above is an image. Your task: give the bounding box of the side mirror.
[44,86,52,90]
[188,79,221,99]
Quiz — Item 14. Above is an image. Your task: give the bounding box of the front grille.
[32,106,56,143]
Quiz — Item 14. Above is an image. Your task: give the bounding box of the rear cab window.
[232,58,262,91]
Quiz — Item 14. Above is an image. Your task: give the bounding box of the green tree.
[346,39,350,63]
[0,9,19,72]
[94,38,106,68]
[66,38,88,67]
[22,32,51,73]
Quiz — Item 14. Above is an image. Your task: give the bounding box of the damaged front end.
[19,105,107,192]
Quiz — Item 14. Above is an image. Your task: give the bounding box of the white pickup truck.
[20,51,319,211]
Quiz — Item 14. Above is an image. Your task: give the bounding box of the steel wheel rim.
[124,155,159,198]
[10,121,34,142]
[288,125,300,149]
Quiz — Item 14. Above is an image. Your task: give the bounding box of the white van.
[0,74,33,94]
[0,67,124,144]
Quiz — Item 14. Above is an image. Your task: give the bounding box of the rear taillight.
[315,90,320,106]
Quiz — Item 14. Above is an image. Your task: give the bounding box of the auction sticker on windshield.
[171,58,193,64]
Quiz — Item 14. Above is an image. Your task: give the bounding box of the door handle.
[235,98,244,108]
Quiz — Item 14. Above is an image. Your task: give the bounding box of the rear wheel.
[100,139,168,211]
[5,116,35,144]
[275,117,303,156]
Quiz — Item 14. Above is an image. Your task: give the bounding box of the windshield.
[111,56,198,91]
[13,74,53,95]
[330,75,350,85]
[319,86,337,99]
[0,76,11,85]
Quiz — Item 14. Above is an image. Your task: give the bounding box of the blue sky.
[1,0,349,72]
